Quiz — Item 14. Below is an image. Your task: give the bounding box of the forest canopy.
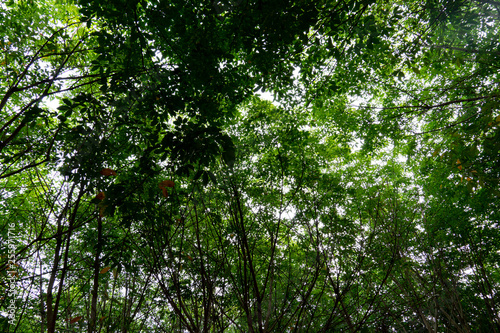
[1,0,499,332]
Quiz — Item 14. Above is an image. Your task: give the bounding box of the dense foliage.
[1,0,499,332]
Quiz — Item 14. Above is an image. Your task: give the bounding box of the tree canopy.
[1,0,499,332]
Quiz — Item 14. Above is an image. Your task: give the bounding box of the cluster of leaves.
[1,0,499,332]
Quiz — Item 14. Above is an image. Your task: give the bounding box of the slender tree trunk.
[47,183,81,333]
[39,250,45,333]
[46,184,75,333]
[46,220,63,332]
[88,214,103,333]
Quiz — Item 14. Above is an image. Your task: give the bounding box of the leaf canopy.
[1,0,500,332]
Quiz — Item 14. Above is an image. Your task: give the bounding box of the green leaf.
[222,144,235,169]
[207,171,217,185]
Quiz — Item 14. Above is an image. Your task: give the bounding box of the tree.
[1,0,499,332]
